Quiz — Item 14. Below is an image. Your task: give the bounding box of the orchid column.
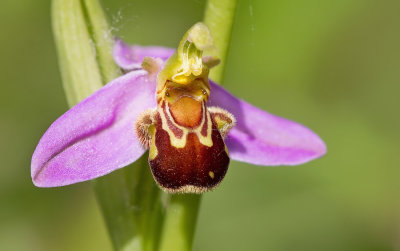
[157,1,238,250]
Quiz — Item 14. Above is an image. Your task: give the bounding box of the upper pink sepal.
[31,70,156,187]
[208,81,326,166]
[113,38,175,71]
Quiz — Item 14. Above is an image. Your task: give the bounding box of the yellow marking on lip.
[159,103,188,148]
[159,100,213,149]
[157,77,214,149]
[148,125,158,160]
[195,105,213,147]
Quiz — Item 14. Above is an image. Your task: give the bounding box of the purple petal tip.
[31,71,156,187]
[209,81,326,166]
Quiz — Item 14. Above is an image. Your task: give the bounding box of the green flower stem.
[82,0,121,82]
[52,0,162,250]
[158,195,201,251]
[52,0,103,104]
[157,1,237,251]
[204,0,238,83]
[94,156,163,251]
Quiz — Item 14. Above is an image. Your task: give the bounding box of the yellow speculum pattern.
[157,79,213,149]
[148,124,158,160]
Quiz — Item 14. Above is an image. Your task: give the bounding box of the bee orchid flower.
[31,23,326,193]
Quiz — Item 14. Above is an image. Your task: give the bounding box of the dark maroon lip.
[149,112,229,193]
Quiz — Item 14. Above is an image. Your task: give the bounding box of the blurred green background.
[1,0,399,250]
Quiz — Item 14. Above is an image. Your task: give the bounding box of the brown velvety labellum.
[149,112,229,193]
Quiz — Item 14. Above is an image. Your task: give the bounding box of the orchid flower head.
[31,23,326,193]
